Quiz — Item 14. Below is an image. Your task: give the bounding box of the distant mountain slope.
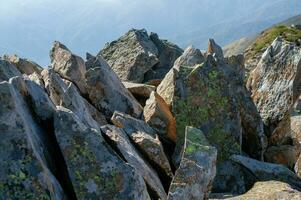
[224,13,301,57]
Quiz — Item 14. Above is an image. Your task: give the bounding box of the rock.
[0,59,22,81]
[50,41,87,94]
[265,145,300,169]
[111,111,173,179]
[3,54,43,75]
[295,155,301,177]
[85,54,143,119]
[101,125,166,199]
[230,155,301,189]
[157,45,204,107]
[42,68,107,128]
[0,81,67,199]
[144,33,183,81]
[54,107,150,200]
[207,38,224,61]
[247,37,301,138]
[99,29,159,83]
[168,127,217,200]
[144,91,177,142]
[123,81,156,98]
[212,181,301,200]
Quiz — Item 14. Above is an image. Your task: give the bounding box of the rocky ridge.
[1,28,301,200]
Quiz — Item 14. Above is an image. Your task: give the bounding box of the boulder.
[99,29,159,83]
[247,37,301,138]
[50,41,87,94]
[123,81,156,98]
[0,59,22,81]
[212,181,301,200]
[0,80,67,199]
[157,45,204,107]
[111,111,173,179]
[3,54,43,75]
[168,127,217,200]
[101,125,166,199]
[42,68,107,128]
[144,91,177,142]
[230,155,301,189]
[85,55,143,119]
[54,107,150,200]
[295,155,301,177]
[144,33,183,81]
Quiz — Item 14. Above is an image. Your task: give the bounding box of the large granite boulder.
[85,55,143,119]
[50,41,87,94]
[211,181,301,200]
[111,111,173,179]
[0,59,22,81]
[123,81,156,98]
[3,54,43,75]
[168,127,217,200]
[54,107,150,200]
[101,125,166,199]
[144,91,177,143]
[0,80,67,199]
[230,155,301,189]
[247,37,301,138]
[144,32,183,81]
[99,29,159,83]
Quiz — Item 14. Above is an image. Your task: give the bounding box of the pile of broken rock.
[1,29,301,200]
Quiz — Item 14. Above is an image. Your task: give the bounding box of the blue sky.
[1,0,301,66]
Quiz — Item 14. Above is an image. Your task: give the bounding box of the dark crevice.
[145,183,161,200]
[24,95,77,200]
[101,130,127,162]
[158,136,176,173]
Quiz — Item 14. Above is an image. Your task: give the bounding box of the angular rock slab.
[3,54,43,75]
[42,68,107,128]
[230,155,301,189]
[54,107,150,200]
[144,91,177,142]
[123,81,156,98]
[0,81,66,199]
[111,111,173,179]
[100,29,159,83]
[85,55,143,119]
[50,41,87,94]
[213,181,301,200]
[101,125,166,200]
[247,37,301,136]
[0,59,22,81]
[168,127,217,200]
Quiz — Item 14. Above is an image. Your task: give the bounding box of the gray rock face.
[231,155,301,189]
[212,181,301,200]
[3,54,43,75]
[168,127,217,200]
[0,80,66,199]
[100,29,159,83]
[54,107,150,200]
[144,33,183,81]
[85,55,143,119]
[50,41,87,94]
[0,59,22,81]
[157,45,204,107]
[101,125,166,200]
[42,68,107,128]
[111,111,173,179]
[247,37,301,137]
